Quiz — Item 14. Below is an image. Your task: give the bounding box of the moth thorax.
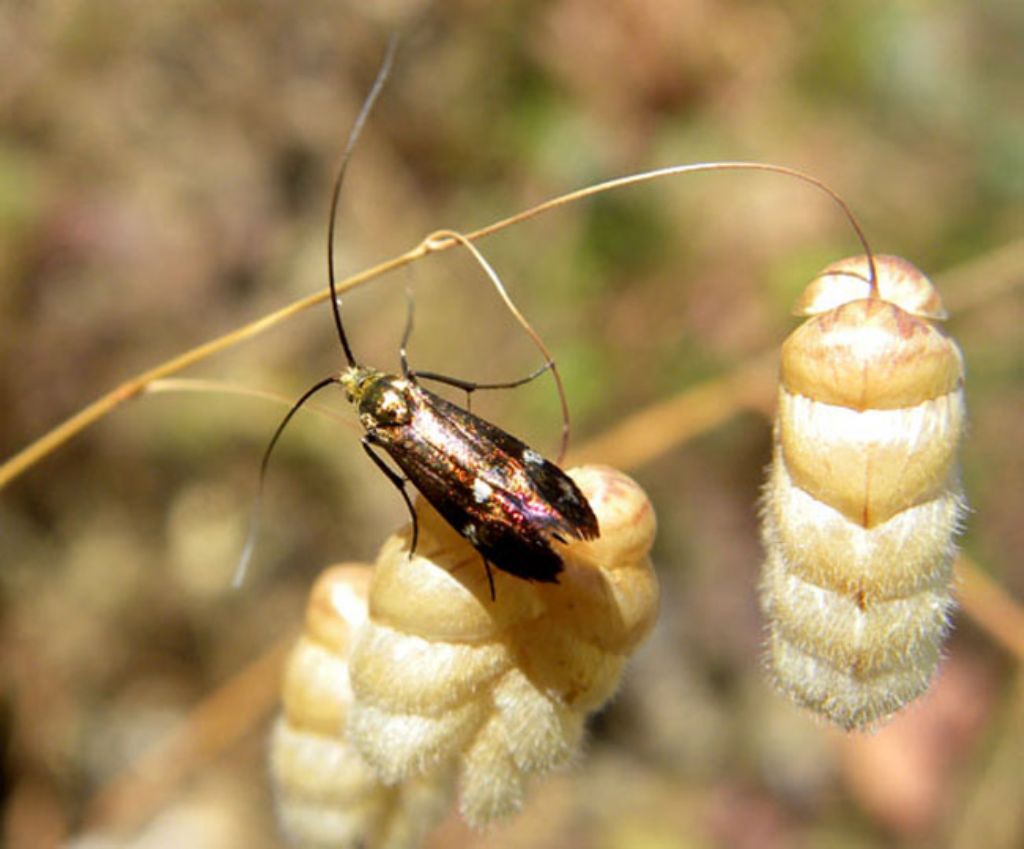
[338,366,410,425]
[357,372,413,427]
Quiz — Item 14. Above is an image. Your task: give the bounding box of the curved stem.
[0,160,895,488]
[0,245,425,489]
[422,229,572,463]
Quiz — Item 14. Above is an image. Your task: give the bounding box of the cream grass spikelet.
[347,465,659,829]
[269,564,455,849]
[760,255,967,730]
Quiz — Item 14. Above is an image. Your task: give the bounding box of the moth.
[242,40,599,596]
[339,361,599,583]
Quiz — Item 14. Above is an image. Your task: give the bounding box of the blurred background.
[1,1,1022,847]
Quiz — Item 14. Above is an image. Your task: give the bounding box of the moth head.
[338,366,371,403]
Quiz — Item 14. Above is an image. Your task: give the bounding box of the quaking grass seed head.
[760,255,967,731]
[270,565,455,849]
[347,464,658,828]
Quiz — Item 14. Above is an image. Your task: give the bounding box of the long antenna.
[233,376,341,587]
[457,161,879,295]
[234,37,399,587]
[327,34,400,367]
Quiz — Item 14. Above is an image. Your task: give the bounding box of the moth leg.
[412,362,554,410]
[397,286,553,393]
[398,281,556,420]
[412,361,552,392]
[361,438,419,557]
[481,555,496,602]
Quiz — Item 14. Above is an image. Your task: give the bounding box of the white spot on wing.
[472,478,494,504]
[462,524,479,544]
[523,448,544,467]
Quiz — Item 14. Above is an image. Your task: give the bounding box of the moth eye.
[759,254,967,731]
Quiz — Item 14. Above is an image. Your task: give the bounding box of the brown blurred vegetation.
[1,1,1022,847]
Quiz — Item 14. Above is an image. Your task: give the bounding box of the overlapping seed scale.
[349,466,659,826]
[760,256,967,730]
